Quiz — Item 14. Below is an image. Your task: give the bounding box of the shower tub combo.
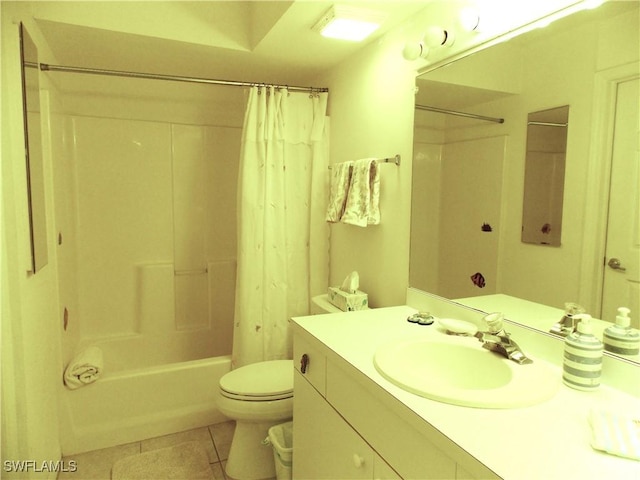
[56,91,242,455]
[59,343,230,454]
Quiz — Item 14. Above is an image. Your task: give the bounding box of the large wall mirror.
[20,23,48,273]
[410,2,639,364]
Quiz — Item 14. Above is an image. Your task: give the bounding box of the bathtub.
[59,354,231,455]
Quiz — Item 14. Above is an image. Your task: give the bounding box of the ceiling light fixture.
[312,5,387,42]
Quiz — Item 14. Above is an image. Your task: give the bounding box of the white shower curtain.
[232,86,329,368]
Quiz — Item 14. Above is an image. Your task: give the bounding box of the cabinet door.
[293,370,374,479]
[374,454,402,480]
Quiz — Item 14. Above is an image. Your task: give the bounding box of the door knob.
[607,258,627,271]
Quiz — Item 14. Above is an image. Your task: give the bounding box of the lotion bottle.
[603,307,640,356]
[562,314,603,391]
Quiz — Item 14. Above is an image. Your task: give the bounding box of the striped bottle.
[603,307,640,356]
[562,314,602,391]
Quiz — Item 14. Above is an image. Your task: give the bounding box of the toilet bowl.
[217,359,293,480]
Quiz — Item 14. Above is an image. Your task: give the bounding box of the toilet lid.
[220,360,293,400]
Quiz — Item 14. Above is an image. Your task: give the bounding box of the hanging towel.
[588,409,640,461]
[325,161,353,223]
[63,346,104,390]
[341,158,380,227]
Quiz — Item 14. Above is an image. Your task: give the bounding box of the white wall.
[318,29,416,308]
[1,4,64,475]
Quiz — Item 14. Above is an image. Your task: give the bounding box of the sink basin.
[374,338,558,408]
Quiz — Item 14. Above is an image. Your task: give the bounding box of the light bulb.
[423,26,446,47]
[423,26,455,48]
[402,42,421,60]
[442,29,455,47]
[460,7,480,32]
[402,42,429,61]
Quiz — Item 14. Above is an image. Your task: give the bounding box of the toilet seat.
[219,359,293,402]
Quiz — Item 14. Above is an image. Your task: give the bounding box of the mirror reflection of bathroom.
[521,105,569,247]
[411,1,639,346]
[20,22,48,273]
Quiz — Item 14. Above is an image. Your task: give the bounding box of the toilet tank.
[310,295,342,314]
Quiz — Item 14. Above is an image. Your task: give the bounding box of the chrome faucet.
[474,313,533,365]
[475,331,533,364]
[549,302,585,337]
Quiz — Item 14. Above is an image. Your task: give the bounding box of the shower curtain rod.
[39,63,329,93]
[415,104,504,124]
[527,121,567,127]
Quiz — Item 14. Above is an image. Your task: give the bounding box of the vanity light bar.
[418,0,606,76]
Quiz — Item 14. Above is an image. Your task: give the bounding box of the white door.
[601,77,640,328]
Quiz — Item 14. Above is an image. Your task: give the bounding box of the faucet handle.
[482,312,505,334]
[550,302,586,337]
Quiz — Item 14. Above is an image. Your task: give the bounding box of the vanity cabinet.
[292,328,497,480]
[293,370,400,479]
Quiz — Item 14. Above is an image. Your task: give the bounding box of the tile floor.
[57,421,235,480]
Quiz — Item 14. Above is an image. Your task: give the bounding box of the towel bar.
[174,268,208,276]
[328,154,400,169]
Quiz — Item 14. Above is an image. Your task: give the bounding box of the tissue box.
[328,287,368,312]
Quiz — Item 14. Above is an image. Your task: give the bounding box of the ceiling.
[32,0,431,97]
[31,1,633,107]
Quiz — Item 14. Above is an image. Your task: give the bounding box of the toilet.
[309,293,342,314]
[217,360,293,480]
[217,296,337,480]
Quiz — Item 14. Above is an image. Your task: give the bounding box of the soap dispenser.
[562,314,603,391]
[603,307,640,356]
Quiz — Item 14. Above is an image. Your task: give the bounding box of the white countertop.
[292,305,640,480]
